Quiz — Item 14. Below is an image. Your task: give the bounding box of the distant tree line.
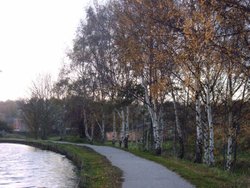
[0,100,18,133]
[19,0,249,172]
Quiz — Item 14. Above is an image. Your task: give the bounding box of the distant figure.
[124,135,129,149]
[119,139,122,147]
[112,139,116,146]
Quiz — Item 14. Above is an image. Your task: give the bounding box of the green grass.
[53,143,122,188]
[48,135,87,143]
[0,138,122,188]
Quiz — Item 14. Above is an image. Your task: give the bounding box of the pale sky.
[0,0,100,101]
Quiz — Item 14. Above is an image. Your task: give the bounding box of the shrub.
[0,120,13,133]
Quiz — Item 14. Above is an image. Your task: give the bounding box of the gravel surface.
[79,144,195,188]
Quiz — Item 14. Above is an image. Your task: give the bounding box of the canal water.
[0,143,78,188]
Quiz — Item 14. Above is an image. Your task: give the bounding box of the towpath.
[69,143,194,188]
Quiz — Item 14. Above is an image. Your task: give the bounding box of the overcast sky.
[0,0,98,101]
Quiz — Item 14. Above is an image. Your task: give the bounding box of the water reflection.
[0,143,78,188]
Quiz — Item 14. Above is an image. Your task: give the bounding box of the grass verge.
[0,139,122,188]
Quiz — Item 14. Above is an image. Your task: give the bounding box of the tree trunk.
[112,111,116,145]
[116,108,126,148]
[226,127,233,170]
[206,85,215,166]
[226,105,234,170]
[101,110,105,143]
[124,106,129,149]
[91,121,94,144]
[121,109,126,147]
[142,76,161,155]
[94,113,105,143]
[195,91,203,163]
[171,90,184,159]
[151,110,161,154]
[125,106,129,135]
[226,74,234,171]
[203,121,209,164]
[83,109,93,142]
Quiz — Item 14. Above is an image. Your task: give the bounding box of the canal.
[0,143,78,188]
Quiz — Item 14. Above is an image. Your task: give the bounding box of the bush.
[0,120,13,133]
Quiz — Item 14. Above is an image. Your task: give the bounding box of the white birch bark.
[226,125,233,171]
[123,106,129,148]
[112,111,116,145]
[195,91,203,163]
[125,106,129,137]
[121,109,125,141]
[101,111,105,142]
[194,62,203,163]
[206,84,215,166]
[94,113,105,143]
[142,76,161,154]
[226,74,234,170]
[83,109,93,142]
[203,121,209,164]
[115,108,126,147]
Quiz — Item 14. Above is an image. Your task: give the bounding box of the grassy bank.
[0,139,122,188]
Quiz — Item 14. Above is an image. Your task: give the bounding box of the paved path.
[71,143,194,188]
